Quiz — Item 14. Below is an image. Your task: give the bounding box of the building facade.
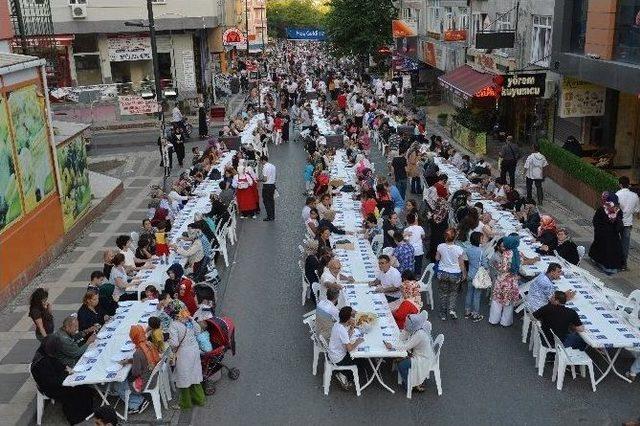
[552,0,640,176]
[0,0,12,53]
[49,0,222,99]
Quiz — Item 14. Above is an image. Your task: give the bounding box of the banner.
[118,95,161,115]
[107,36,152,62]
[392,19,418,38]
[223,28,246,48]
[7,85,55,213]
[559,77,606,118]
[0,95,22,234]
[286,28,326,41]
[502,73,546,98]
[56,135,91,231]
[443,30,467,42]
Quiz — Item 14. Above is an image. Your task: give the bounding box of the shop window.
[613,0,640,65]
[158,52,173,81]
[74,54,102,86]
[530,15,552,67]
[570,0,588,53]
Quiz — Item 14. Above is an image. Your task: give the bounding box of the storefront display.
[56,135,91,231]
[0,96,22,233]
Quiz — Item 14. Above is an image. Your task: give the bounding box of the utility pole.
[146,0,163,126]
[260,6,265,53]
[245,0,250,56]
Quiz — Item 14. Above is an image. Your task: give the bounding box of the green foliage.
[452,106,492,133]
[324,0,395,58]
[539,139,619,194]
[267,0,327,38]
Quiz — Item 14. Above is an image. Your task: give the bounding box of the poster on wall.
[182,56,197,93]
[7,85,55,213]
[107,36,152,62]
[118,95,161,115]
[56,135,91,231]
[559,77,606,118]
[0,96,23,234]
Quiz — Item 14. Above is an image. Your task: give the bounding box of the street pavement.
[1,118,640,424]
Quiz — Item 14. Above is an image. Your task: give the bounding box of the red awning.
[438,65,498,100]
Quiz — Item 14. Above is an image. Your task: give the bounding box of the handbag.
[472,266,492,289]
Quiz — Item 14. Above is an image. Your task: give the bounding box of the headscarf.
[164,299,188,320]
[502,235,521,274]
[166,263,184,281]
[601,191,620,220]
[129,324,160,366]
[405,311,431,335]
[537,215,557,236]
[305,239,319,255]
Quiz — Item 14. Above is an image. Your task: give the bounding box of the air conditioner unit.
[69,0,87,19]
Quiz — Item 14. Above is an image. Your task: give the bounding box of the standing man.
[260,155,277,221]
[524,144,549,205]
[391,149,408,200]
[499,135,521,187]
[616,176,640,271]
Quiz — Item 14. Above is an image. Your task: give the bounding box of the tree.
[324,0,395,59]
[267,0,327,38]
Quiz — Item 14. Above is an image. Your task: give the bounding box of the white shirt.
[302,205,312,222]
[262,162,276,184]
[120,248,136,268]
[320,269,338,301]
[437,243,464,273]
[328,323,351,363]
[524,152,548,180]
[404,224,425,256]
[353,102,365,117]
[317,299,339,321]
[171,107,182,123]
[377,266,402,299]
[616,188,640,226]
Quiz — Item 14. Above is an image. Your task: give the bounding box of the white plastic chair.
[418,263,435,309]
[521,303,532,344]
[400,333,444,398]
[551,331,596,392]
[212,223,230,267]
[298,259,310,306]
[227,202,238,245]
[302,314,326,376]
[318,336,361,396]
[123,354,167,420]
[30,367,54,425]
[515,280,533,314]
[533,319,557,377]
[130,231,140,246]
[576,245,586,265]
[371,233,384,257]
[159,350,173,405]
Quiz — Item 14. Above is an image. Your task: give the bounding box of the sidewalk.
[423,113,640,296]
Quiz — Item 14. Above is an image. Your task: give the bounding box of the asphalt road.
[186,141,640,426]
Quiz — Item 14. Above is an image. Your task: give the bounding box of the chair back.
[311,281,321,302]
[143,351,167,392]
[576,246,586,264]
[371,234,383,256]
[432,334,444,364]
[420,263,435,287]
[297,259,305,272]
[535,320,554,348]
[318,335,331,357]
[130,231,140,246]
[551,330,570,359]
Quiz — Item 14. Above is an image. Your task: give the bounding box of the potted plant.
[437,113,448,126]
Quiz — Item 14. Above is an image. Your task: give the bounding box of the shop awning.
[438,65,498,100]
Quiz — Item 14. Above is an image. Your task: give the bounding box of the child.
[143,285,159,301]
[303,159,314,195]
[154,220,170,259]
[464,232,488,322]
[196,321,213,353]
[148,316,165,353]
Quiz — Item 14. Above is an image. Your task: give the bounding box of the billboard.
[7,85,55,213]
[559,78,606,118]
[475,31,516,49]
[501,73,546,98]
[56,135,91,231]
[286,28,326,41]
[0,96,22,233]
[392,19,418,38]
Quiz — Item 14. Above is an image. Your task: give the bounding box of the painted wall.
[613,92,640,167]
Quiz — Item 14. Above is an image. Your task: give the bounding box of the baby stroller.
[200,316,239,393]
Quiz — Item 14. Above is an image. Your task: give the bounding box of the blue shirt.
[304,164,314,182]
[389,185,405,210]
[527,273,556,312]
[464,245,485,280]
[393,242,415,273]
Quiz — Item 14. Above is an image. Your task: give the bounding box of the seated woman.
[31,336,94,424]
[556,228,580,265]
[536,215,558,256]
[384,311,435,393]
[360,189,378,219]
[114,325,158,415]
[392,271,422,329]
[305,208,320,237]
[77,292,107,333]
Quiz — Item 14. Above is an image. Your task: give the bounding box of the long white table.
[332,192,363,234]
[332,234,378,283]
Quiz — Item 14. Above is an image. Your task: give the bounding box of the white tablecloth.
[63,301,157,386]
[240,114,265,146]
[332,234,378,283]
[332,192,363,233]
[310,100,333,135]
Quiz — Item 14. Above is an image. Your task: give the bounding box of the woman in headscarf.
[30,336,94,424]
[392,270,422,329]
[489,235,537,326]
[114,324,161,414]
[589,191,624,274]
[167,304,205,409]
[536,214,558,255]
[232,162,260,218]
[165,263,184,298]
[383,311,434,392]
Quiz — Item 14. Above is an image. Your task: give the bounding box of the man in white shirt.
[320,259,353,301]
[317,288,340,322]
[369,254,403,302]
[524,144,549,205]
[353,98,365,128]
[328,306,366,389]
[616,176,640,270]
[260,155,277,221]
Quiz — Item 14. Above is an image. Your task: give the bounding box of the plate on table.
[83,349,100,359]
[121,342,136,352]
[105,363,123,374]
[111,352,132,362]
[72,364,92,373]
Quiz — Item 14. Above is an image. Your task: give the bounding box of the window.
[470,12,488,46]
[427,6,443,34]
[569,0,588,53]
[457,8,469,32]
[530,15,552,66]
[613,0,640,65]
[495,11,513,57]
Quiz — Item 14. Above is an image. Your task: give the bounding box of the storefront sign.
[107,36,152,62]
[501,73,546,98]
[392,19,418,38]
[443,30,467,42]
[223,28,246,48]
[286,28,326,41]
[118,95,161,116]
[559,77,606,118]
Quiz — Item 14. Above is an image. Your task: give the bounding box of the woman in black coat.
[30,336,94,425]
[589,192,624,274]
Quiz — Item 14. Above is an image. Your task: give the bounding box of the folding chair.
[418,263,435,309]
[551,331,596,392]
[30,367,54,425]
[400,333,444,398]
[212,222,230,267]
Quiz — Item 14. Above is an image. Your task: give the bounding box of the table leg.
[360,358,396,393]
[594,348,632,385]
[94,383,127,421]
